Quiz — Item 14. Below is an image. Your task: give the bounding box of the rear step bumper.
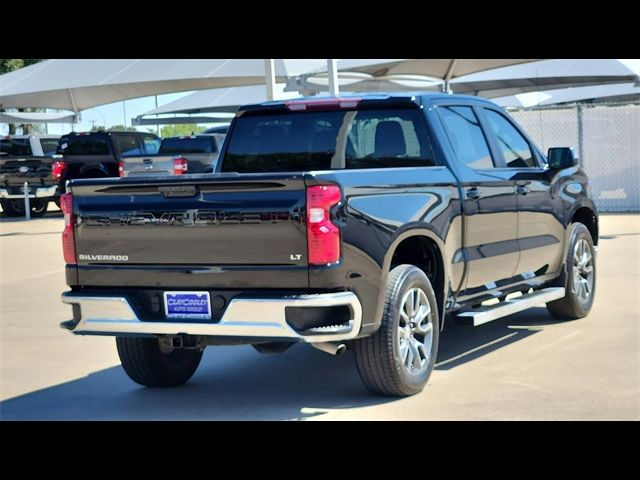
[0,185,58,199]
[61,291,362,343]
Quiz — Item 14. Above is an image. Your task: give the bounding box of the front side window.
[483,109,538,168]
[438,105,495,169]
[222,108,436,173]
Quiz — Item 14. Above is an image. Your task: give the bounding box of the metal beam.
[327,59,339,96]
[265,59,276,101]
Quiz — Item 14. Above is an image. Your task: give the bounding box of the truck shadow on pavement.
[435,307,566,370]
[0,307,569,420]
[0,345,389,420]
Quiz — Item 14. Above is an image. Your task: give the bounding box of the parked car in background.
[53,131,161,191]
[203,125,229,134]
[119,133,226,177]
[0,134,60,216]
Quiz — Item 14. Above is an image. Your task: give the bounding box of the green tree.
[160,124,206,137]
[106,124,139,132]
[1,59,45,134]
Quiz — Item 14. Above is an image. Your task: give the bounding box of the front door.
[436,104,520,292]
[479,107,565,279]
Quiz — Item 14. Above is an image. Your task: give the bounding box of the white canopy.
[452,59,640,97]
[493,82,640,108]
[299,59,640,98]
[141,84,301,116]
[0,111,76,124]
[0,59,329,112]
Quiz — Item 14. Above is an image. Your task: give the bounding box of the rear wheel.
[547,223,596,319]
[30,199,49,217]
[0,199,24,216]
[1,198,49,217]
[116,337,203,387]
[353,264,439,396]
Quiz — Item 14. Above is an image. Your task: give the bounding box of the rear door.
[436,103,520,292]
[479,106,565,279]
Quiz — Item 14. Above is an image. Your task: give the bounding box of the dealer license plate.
[163,291,211,320]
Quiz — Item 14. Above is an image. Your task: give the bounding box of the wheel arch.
[571,206,598,245]
[376,229,450,331]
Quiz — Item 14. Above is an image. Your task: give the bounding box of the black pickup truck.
[60,93,598,396]
[53,130,161,191]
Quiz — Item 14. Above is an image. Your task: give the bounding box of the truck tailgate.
[120,155,175,177]
[70,174,309,289]
[0,157,55,186]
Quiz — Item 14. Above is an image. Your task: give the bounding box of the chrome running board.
[457,287,565,326]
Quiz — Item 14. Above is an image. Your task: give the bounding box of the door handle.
[517,184,530,195]
[466,187,481,200]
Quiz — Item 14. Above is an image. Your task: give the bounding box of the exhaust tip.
[311,342,347,356]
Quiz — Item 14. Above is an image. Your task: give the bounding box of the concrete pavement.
[1,210,638,420]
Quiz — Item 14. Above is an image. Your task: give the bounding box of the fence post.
[577,105,584,167]
[23,182,31,221]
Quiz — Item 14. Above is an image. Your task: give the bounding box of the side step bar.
[456,287,565,326]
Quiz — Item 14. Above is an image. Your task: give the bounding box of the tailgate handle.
[159,185,199,197]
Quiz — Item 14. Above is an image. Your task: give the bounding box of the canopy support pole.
[443,59,458,93]
[265,59,276,101]
[327,59,339,96]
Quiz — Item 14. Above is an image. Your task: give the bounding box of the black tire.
[116,337,203,387]
[1,198,25,217]
[1,198,49,217]
[547,223,596,320]
[353,264,440,396]
[30,199,49,218]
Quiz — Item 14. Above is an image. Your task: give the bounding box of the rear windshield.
[57,136,109,155]
[160,137,216,154]
[39,138,59,156]
[0,138,31,156]
[222,108,436,173]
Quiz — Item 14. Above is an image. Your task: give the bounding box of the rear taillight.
[118,160,124,176]
[173,157,188,175]
[306,185,341,265]
[60,193,76,265]
[52,160,68,180]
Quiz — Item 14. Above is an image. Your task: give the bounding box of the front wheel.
[547,223,596,319]
[116,337,203,387]
[353,264,440,397]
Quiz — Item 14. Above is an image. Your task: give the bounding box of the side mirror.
[547,147,578,169]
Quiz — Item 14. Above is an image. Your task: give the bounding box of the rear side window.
[113,134,141,156]
[223,108,436,173]
[160,137,216,154]
[57,137,109,155]
[439,105,495,169]
[483,109,538,168]
[39,138,59,156]
[0,138,31,156]
[142,136,161,154]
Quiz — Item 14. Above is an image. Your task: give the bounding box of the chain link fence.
[510,103,640,212]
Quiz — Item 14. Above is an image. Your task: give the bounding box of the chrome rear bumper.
[61,291,362,343]
[0,185,58,199]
